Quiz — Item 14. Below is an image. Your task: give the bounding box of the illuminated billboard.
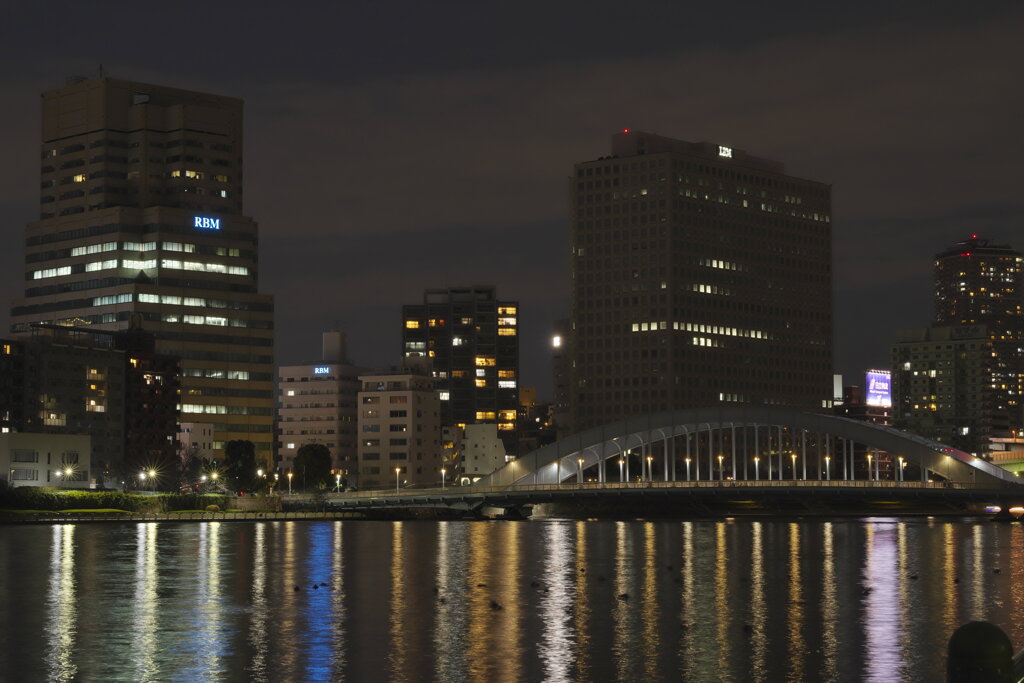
[865,370,891,407]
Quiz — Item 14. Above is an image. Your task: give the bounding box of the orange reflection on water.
[786,523,805,681]
[714,522,730,677]
[820,522,839,681]
[679,522,697,680]
[388,522,408,682]
[642,522,660,681]
[495,523,522,683]
[749,522,767,680]
[467,522,495,682]
[940,523,958,637]
[612,521,638,679]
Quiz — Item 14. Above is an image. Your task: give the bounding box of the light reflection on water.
[46,524,76,683]
[5,519,1024,681]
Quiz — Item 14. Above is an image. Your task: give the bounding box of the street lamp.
[685,457,691,482]
[287,471,292,495]
[578,457,585,484]
[148,469,156,492]
[867,454,873,482]
[618,458,624,483]
[717,454,724,481]
[646,455,653,483]
[441,467,447,489]
[825,455,831,481]
[335,473,341,492]
[901,458,907,481]
[791,453,797,481]
[395,467,401,493]
[754,456,760,481]
[139,471,146,490]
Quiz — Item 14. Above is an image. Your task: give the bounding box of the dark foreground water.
[1,518,1022,682]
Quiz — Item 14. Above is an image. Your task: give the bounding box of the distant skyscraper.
[934,235,1023,435]
[569,131,833,432]
[893,235,1023,454]
[402,286,519,446]
[9,77,275,462]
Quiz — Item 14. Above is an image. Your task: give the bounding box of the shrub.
[205,504,221,512]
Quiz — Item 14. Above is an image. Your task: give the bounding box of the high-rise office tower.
[570,131,833,432]
[9,77,275,462]
[402,286,519,446]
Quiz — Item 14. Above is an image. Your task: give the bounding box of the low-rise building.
[278,331,363,476]
[2,432,92,488]
[357,360,440,489]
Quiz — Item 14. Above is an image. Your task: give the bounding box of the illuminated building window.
[405,320,420,329]
[497,370,515,378]
[498,380,516,389]
[475,356,496,367]
[475,379,487,388]
[452,337,465,346]
[498,422,514,431]
[71,242,116,256]
[476,369,486,377]
[475,411,496,420]
[499,410,516,421]
[439,391,450,401]
[498,317,516,326]
[72,174,85,183]
[498,328,517,336]
[497,307,517,315]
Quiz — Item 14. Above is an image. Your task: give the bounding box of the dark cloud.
[1,3,1022,398]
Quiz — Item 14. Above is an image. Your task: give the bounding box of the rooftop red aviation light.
[623,128,629,134]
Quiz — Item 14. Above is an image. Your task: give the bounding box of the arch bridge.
[480,406,1021,489]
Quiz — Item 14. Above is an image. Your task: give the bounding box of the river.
[1,517,1021,682]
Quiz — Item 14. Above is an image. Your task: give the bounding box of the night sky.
[2,1,1022,399]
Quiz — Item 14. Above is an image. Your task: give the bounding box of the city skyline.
[1,3,1022,399]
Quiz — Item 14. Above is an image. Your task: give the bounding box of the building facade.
[2,433,92,489]
[9,77,274,462]
[570,131,833,432]
[1,325,179,485]
[278,331,362,475]
[356,361,441,489]
[402,286,519,446]
[933,235,1023,438]
[891,325,996,454]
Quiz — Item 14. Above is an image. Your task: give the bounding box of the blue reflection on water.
[303,522,337,681]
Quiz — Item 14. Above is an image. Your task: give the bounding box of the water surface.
[1,518,1020,682]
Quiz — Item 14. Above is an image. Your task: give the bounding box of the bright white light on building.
[718,146,733,158]
[552,335,562,348]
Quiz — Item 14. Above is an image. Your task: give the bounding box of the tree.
[224,440,257,493]
[292,443,332,491]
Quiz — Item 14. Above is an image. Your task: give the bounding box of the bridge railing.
[326,478,996,501]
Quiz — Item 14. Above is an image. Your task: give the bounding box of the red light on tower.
[622,128,629,134]
[971,233,978,239]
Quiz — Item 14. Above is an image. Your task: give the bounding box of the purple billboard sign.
[865,370,891,407]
